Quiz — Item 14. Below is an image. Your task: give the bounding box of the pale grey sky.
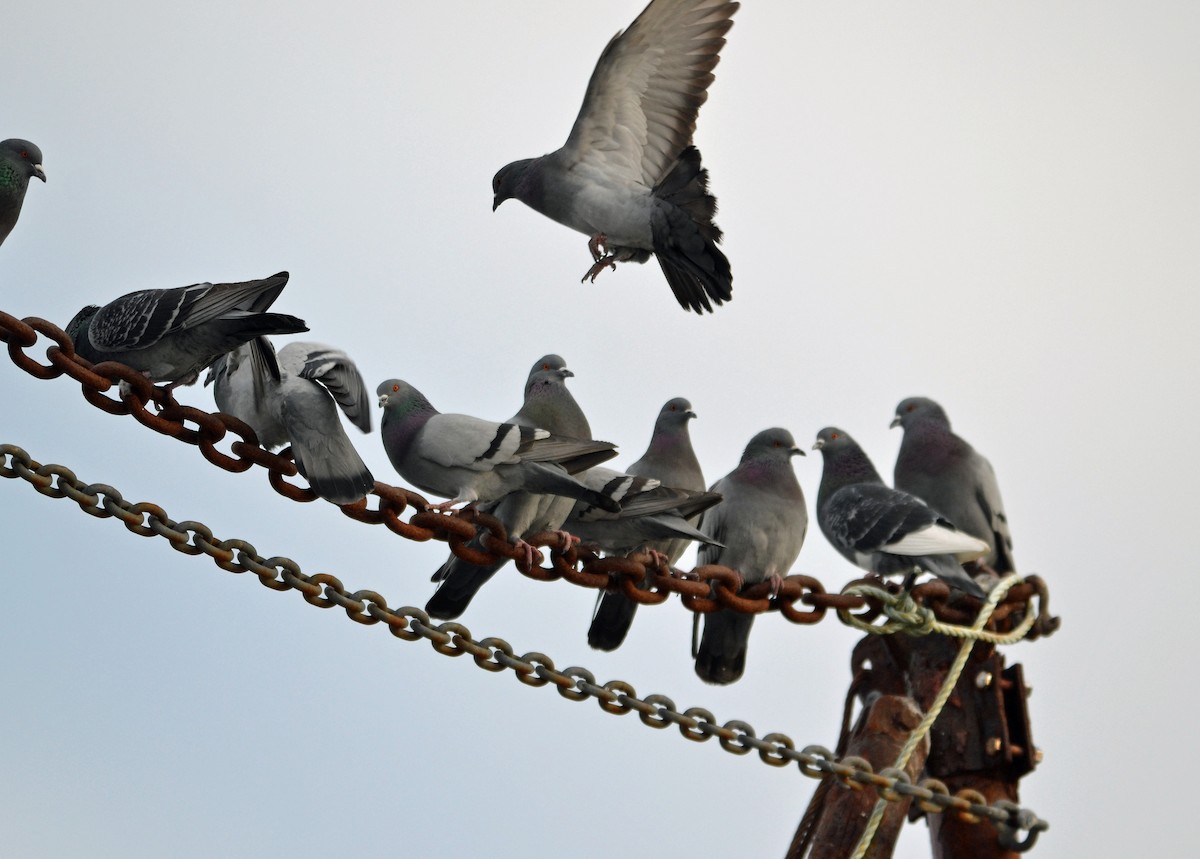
[2,1,1198,856]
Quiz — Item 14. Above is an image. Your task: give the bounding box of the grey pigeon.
[589,397,707,650]
[813,427,989,598]
[427,354,593,619]
[694,428,807,685]
[492,0,738,314]
[891,397,1015,574]
[0,139,45,248]
[377,377,621,513]
[207,338,375,505]
[64,272,307,389]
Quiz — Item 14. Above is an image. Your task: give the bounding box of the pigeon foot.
[581,255,618,283]
[587,232,609,260]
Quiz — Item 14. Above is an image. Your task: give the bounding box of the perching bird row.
[16,262,1020,685]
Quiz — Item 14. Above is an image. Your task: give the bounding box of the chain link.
[0,311,1058,639]
[0,441,1048,850]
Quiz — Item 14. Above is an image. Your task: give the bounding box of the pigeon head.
[1,139,46,183]
[376,379,435,418]
[658,397,697,428]
[492,158,539,210]
[525,354,573,393]
[812,426,856,454]
[890,397,949,430]
[741,428,804,464]
[64,305,100,348]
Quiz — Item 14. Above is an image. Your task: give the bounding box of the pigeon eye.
[19,150,29,159]
[906,404,915,412]
[831,432,840,440]
[392,384,399,393]
[542,363,549,370]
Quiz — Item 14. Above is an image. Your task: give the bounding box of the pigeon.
[694,428,807,685]
[377,377,621,513]
[492,0,738,314]
[891,397,1016,574]
[64,272,307,389]
[588,397,708,650]
[812,427,989,598]
[426,354,593,620]
[207,339,375,505]
[0,139,46,247]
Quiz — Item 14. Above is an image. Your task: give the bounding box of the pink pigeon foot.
[581,255,617,283]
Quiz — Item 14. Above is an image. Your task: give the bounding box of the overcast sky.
[2,1,1197,857]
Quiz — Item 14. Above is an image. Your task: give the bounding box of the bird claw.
[587,232,609,261]
[581,255,617,283]
[767,573,784,600]
[513,538,537,568]
[428,499,461,513]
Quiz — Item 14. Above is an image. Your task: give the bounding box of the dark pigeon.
[377,377,620,513]
[427,355,593,620]
[64,272,307,389]
[588,397,707,650]
[813,426,989,598]
[0,139,45,247]
[694,428,807,685]
[892,397,1015,574]
[492,0,738,313]
[208,339,375,505]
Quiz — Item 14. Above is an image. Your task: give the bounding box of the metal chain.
[0,441,1048,851]
[0,310,1058,639]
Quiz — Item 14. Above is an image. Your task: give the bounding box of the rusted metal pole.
[788,693,929,859]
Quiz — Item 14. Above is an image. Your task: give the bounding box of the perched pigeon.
[207,339,375,505]
[0,139,46,247]
[891,397,1015,574]
[377,378,621,513]
[492,0,738,314]
[427,355,593,620]
[694,428,807,685]
[589,397,707,650]
[813,427,989,598]
[64,272,307,389]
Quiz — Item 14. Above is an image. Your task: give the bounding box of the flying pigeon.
[492,0,738,314]
[694,428,807,685]
[207,338,375,505]
[589,397,708,650]
[0,139,46,247]
[813,426,989,598]
[377,377,621,513]
[64,272,307,389]
[891,397,1016,574]
[426,354,593,620]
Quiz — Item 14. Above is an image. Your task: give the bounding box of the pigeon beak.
[377,393,389,407]
[811,439,825,451]
[33,164,46,182]
[492,195,503,212]
[685,410,697,420]
[790,446,805,457]
[889,415,902,429]
[558,368,574,379]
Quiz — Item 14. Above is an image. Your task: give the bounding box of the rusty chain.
[0,442,1048,850]
[0,310,1058,640]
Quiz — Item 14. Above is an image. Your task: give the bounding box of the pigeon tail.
[289,438,375,506]
[588,591,638,651]
[652,146,732,314]
[215,312,309,340]
[426,556,506,620]
[522,462,622,513]
[694,610,754,685]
